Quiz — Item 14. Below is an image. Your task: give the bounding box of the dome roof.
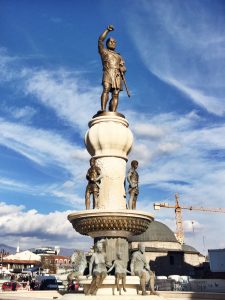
[129,220,178,243]
[181,244,199,253]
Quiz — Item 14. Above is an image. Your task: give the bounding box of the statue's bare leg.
[87,276,97,295]
[113,276,116,295]
[116,275,120,291]
[85,189,90,210]
[93,191,98,209]
[109,89,119,112]
[101,83,111,111]
[149,271,158,295]
[92,274,101,295]
[129,190,135,209]
[122,274,126,292]
[115,275,121,294]
[132,194,137,210]
[99,273,107,286]
[92,272,106,294]
[140,272,147,295]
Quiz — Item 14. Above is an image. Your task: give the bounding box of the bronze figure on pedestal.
[85,158,102,209]
[98,25,129,113]
[127,160,139,210]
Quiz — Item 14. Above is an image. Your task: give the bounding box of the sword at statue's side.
[120,70,131,98]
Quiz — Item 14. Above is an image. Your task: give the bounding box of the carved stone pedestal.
[68,112,154,294]
[93,237,128,265]
[68,209,153,263]
[79,275,140,295]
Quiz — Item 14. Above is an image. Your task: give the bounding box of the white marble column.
[85,113,133,210]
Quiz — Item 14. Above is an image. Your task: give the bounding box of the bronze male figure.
[130,243,156,296]
[127,160,139,209]
[98,25,127,112]
[85,158,102,209]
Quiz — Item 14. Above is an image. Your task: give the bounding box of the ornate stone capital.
[85,114,133,160]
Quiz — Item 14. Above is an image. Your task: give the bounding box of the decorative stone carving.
[85,114,133,160]
[96,238,129,266]
[68,210,153,238]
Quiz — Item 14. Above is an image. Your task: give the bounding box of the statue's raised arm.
[98,25,129,113]
[98,25,114,54]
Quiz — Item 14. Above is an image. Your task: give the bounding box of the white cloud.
[12,106,37,120]
[158,142,180,154]
[0,202,25,216]
[164,77,225,116]
[132,123,165,139]
[0,202,92,250]
[23,68,101,133]
[127,0,225,115]
[0,118,89,177]
[0,177,32,193]
[183,220,203,233]
[0,48,21,81]
[0,103,37,122]
[0,118,90,206]
[0,177,85,208]
[0,49,101,134]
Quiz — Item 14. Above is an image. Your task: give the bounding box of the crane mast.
[174,193,184,244]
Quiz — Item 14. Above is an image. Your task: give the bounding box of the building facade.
[129,221,206,277]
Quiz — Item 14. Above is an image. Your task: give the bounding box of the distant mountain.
[0,243,75,257]
[0,243,16,254]
[28,246,75,256]
[59,247,74,256]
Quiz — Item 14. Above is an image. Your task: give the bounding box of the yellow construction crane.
[153,193,225,245]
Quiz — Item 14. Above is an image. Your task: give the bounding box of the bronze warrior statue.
[85,158,102,209]
[98,25,128,112]
[127,160,139,210]
[130,243,157,296]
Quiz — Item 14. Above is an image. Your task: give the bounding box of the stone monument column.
[67,25,154,294]
[68,112,153,265]
[85,112,133,209]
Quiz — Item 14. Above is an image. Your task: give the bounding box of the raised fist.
[107,24,114,31]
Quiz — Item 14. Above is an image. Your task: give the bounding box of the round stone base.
[67,209,154,238]
[79,275,140,295]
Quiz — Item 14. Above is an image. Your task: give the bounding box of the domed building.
[129,221,206,277]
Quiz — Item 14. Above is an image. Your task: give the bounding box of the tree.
[41,255,57,274]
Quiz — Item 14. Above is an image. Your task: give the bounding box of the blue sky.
[1,0,225,253]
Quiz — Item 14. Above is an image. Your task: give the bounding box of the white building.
[2,250,41,272]
[208,248,225,272]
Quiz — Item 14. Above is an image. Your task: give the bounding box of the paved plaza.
[1,291,225,300]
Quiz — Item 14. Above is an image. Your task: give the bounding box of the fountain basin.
[68,209,154,238]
